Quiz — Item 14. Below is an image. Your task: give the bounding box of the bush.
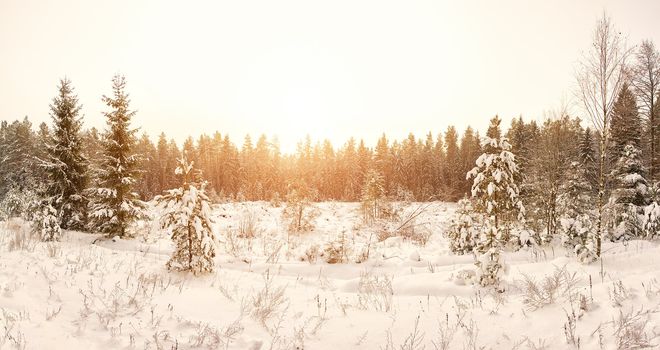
[282,181,318,233]
[238,210,261,238]
[320,233,351,264]
[445,199,479,255]
[357,271,393,312]
[643,202,660,239]
[269,192,282,207]
[3,218,37,252]
[31,204,62,242]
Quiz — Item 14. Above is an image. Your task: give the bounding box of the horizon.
[2,0,660,152]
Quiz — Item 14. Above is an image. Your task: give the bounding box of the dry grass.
[517,265,581,311]
[2,219,37,252]
[238,210,262,238]
[612,307,657,350]
[242,270,290,332]
[357,270,394,312]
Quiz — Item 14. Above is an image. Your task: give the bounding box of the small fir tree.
[32,204,62,242]
[467,129,524,288]
[282,179,317,233]
[157,158,217,274]
[606,144,651,240]
[361,169,386,224]
[643,202,660,239]
[557,162,595,261]
[445,198,479,255]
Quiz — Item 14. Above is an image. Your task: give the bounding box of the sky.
[1,0,660,153]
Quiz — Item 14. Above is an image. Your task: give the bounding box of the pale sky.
[1,0,660,153]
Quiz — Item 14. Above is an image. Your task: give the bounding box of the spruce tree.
[0,118,41,218]
[374,134,391,194]
[82,127,104,180]
[443,126,460,200]
[579,127,598,191]
[557,162,595,260]
[43,78,88,229]
[459,127,481,197]
[31,205,62,242]
[610,83,641,160]
[157,157,217,274]
[467,123,524,288]
[135,133,158,200]
[361,169,385,224]
[445,198,479,255]
[607,144,651,240]
[88,75,146,237]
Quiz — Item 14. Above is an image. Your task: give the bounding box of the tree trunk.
[596,139,605,258]
[651,99,655,181]
[187,224,194,270]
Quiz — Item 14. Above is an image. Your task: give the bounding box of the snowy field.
[1,201,659,349]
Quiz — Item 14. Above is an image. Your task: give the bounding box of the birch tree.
[575,13,632,258]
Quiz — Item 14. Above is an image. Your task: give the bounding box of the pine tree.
[42,78,89,230]
[467,124,524,288]
[88,75,146,237]
[156,157,217,274]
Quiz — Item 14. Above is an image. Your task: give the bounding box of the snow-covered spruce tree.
[445,197,479,255]
[156,158,217,274]
[643,201,660,239]
[557,162,595,261]
[42,78,88,230]
[87,75,146,237]
[467,125,524,288]
[31,204,62,242]
[606,143,651,241]
[0,117,41,217]
[361,169,386,224]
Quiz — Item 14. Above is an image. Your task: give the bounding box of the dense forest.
[0,105,485,204]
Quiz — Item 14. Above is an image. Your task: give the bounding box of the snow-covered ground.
[1,201,659,349]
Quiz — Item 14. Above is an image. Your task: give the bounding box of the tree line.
[0,13,658,250]
[0,83,486,210]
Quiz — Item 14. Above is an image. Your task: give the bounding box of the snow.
[0,201,659,349]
